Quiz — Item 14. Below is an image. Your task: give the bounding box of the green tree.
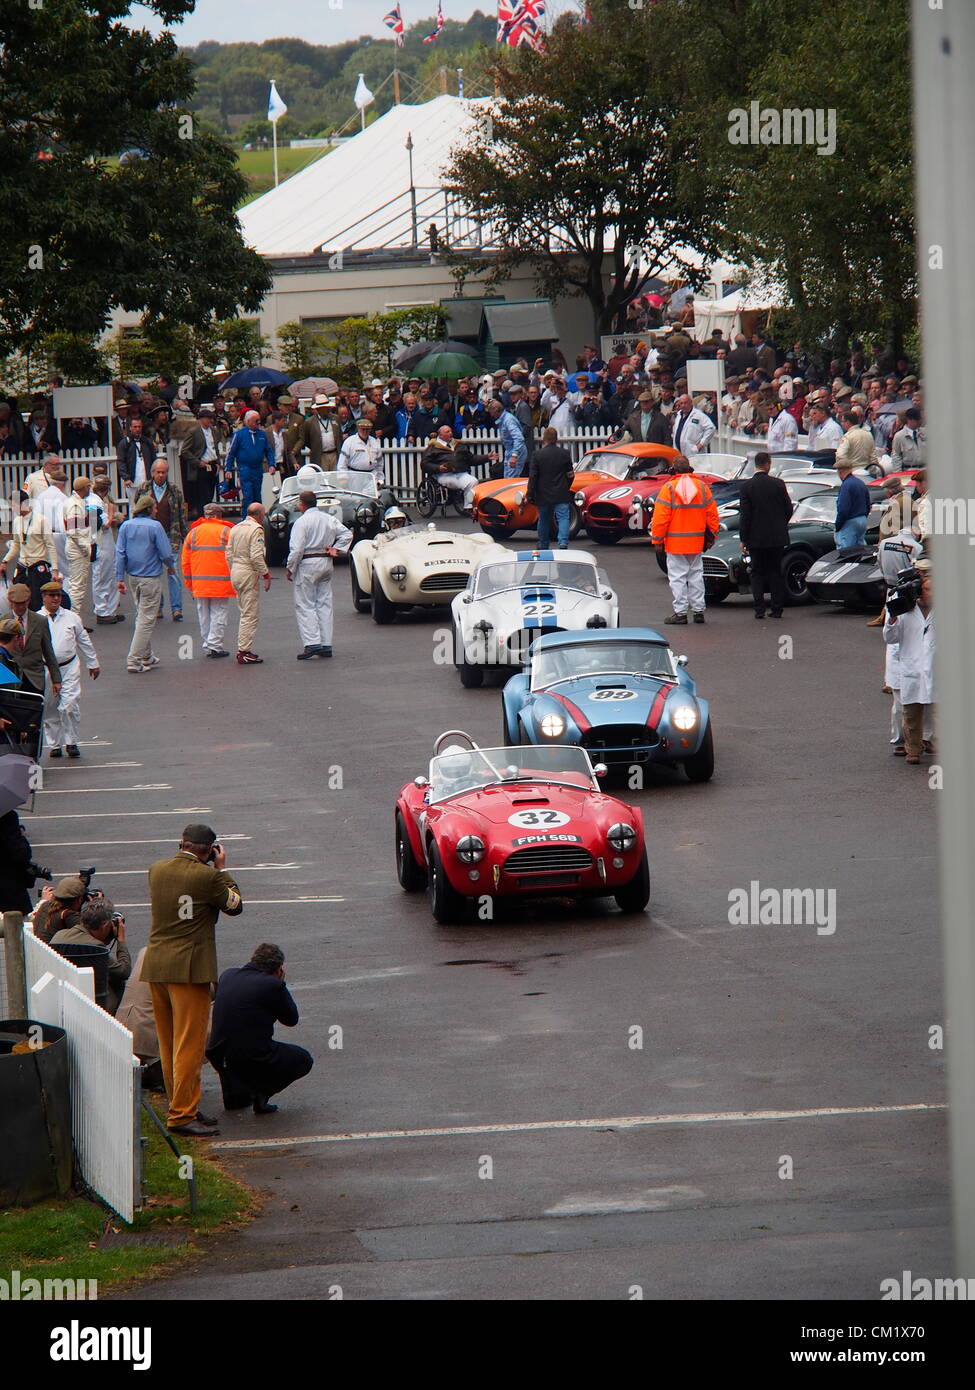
[444,2,721,334]
[217,319,270,370]
[654,0,916,356]
[0,1,271,358]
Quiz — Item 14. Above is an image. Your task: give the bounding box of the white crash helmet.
[296,462,325,489]
[383,506,408,531]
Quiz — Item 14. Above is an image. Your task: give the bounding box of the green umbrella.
[411,351,483,379]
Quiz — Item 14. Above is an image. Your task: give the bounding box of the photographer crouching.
[50,900,131,1015]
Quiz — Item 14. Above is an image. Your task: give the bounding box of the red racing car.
[579,456,730,546]
[395,731,651,923]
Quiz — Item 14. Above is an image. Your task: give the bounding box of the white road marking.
[210,1101,945,1152]
[25,808,211,820]
[44,761,143,769]
[31,835,252,848]
[114,896,345,908]
[35,783,172,795]
[70,863,302,876]
[291,966,425,989]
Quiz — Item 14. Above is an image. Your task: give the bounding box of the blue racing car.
[501,627,714,781]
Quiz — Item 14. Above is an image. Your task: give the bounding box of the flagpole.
[271,78,279,188]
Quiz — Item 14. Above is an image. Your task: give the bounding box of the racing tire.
[451,490,468,516]
[459,656,484,688]
[414,478,438,520]
[614,852,651,913]
[480,523,510,541]
[350,562,371,613]
[371,577,398,624]
[568,507,582,540]
[655,549,668,574]
[782,550,814,606]
[501,710,518,745]
[684,722,715,782]
[427,841,467,925]
[395,812,426,892]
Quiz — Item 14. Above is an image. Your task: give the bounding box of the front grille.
[588,502,625,521]
[581,725,658,751]
[480,497,506,517]
[703,557,730,578]
[419,572,468,593]
[504,845,594,873]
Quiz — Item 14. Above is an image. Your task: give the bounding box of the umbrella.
[289,377,339,398]
[221,366,294,391]
[876,397,914,415]
[411,351,483,379]
[394,340,475,371]
[0,754,36,815]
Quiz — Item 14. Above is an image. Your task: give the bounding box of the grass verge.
[0,1105,258,1291]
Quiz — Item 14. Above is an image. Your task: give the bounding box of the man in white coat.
[33,466,69,581]
[39,581,99,759]
[670,395,715,456]
[766,398,798,452]
[89,476,124,624]
[62,476,94,618]
[882,562,934,764]
[286,489,353,660]
[337,417,385,484]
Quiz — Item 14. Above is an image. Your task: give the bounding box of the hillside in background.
[186,13,497,147]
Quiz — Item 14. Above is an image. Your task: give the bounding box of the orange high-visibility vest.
[650,472,720,554]
[181,518,235,597]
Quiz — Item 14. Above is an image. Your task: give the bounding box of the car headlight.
[672,704,698,731]
[540,712,566,738]
[574,493,585,507]
[456,835,485,864]
[270,512,287,528]
[607,822,637,852]
[514,491,525,506]
[390,565,407,581]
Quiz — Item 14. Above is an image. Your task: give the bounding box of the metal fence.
[26,932,140,1223]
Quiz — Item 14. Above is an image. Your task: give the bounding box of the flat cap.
[6,583,31,602]
[53,875,86,901]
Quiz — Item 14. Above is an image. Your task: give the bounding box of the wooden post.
[393,68,401,105]
[2,912,27,1019]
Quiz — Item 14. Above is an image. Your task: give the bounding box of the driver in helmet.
[383,506,408,532]
[295,461,325,491]
[436,749,475,796]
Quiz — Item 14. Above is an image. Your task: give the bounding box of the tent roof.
[237,94,490,259]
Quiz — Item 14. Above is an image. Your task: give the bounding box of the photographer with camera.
[883,559,934,765]
[32,874,86,942]
[0,809,43,914]
[50,901,131,1015]
[143,823,243,1137]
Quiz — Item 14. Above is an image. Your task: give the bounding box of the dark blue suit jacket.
[208,963,299,1063]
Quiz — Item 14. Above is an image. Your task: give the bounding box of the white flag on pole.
[354,74,374,110]
[267,80,288,123]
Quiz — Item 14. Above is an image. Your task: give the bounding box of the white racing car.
[351,523,510,624]
[450,548,619,687]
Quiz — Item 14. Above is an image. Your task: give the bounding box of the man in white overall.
[39,581,99,759]
[285,490,353,660]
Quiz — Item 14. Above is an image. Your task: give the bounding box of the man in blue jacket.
[206,942,313,1114]
[834,460,872,549]
[225,410,272,517]
[115,494,175,672]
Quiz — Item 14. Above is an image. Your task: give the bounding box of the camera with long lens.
[886,566,922,617]
[27,861,53,884]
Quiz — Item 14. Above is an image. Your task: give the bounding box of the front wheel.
[459,655,484,688]
[395,812,426,891]
[782,550,814,606]
[371,576,398,624]
[427,842,467,924]
[684,722,714,782]
[614,852,650,913]
[350,562,371,613]
[451,489,468,516]
[480,523,510,540]
[568,507,582,540]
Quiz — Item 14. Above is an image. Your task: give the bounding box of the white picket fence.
[25,927,140,1222]
[381,426,616,496]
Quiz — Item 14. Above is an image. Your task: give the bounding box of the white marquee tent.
[237,94,491,259]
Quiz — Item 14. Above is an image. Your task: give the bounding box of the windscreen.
[531,640,675,689]
[429,744,596,801]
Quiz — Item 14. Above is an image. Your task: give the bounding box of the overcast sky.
[132,1,575,47]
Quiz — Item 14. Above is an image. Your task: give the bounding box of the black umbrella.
[221,366,294,391]
[394,340,477,372]
[876,397,914,416]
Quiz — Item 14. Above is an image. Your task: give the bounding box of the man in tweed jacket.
[132,456,188,621]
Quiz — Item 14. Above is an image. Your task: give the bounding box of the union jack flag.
[422,1,445,43]
[383,4,405,45]
[497,0,546,52]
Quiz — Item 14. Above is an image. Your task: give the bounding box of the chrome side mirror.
[593,762,608,779]
[677,654,688,667]
[414,775,430,788]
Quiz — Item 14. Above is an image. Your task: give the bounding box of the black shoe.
[49,747,62,758]
[114,613,126,622]
[253,1097,278,1115]
[83,626,94,633]
[66,745,80,759]
[754,611,766,619]
[168,1119,219,1137]
[206,649,231,659]
[96,615,119,625]
[664,612,688,625]
[296,646,321,660]
[172,611,183,622]
[769,610,784,618]
[196,1110,218,1125]
[317,646,333,658]
[692,611,705,624]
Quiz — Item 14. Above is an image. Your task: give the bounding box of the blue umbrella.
[221,366,294,390]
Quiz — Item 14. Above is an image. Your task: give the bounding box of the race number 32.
[507,809,571,828]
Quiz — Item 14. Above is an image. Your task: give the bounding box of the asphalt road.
[25,518,947,1301]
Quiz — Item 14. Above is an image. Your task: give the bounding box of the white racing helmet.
[383,506,408,531]
[296,462,325,489]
